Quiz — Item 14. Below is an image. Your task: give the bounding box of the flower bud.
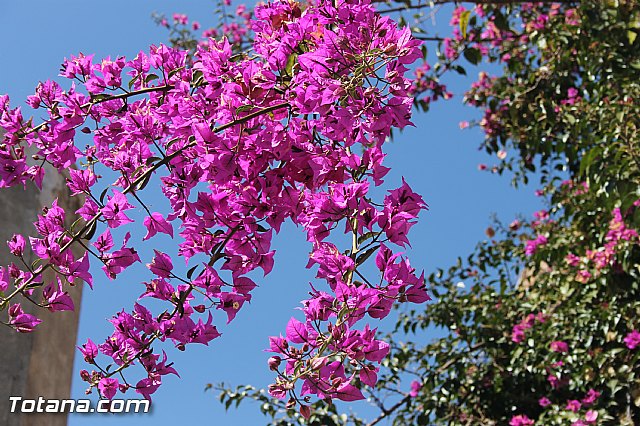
[485,226,495,238]
[80,370,91,381]
[286,398,296,409]
[8,303,21,318]
[310,356,326,370]
[268,356,281,371]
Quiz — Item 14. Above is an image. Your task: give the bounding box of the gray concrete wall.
[0,130,83,426]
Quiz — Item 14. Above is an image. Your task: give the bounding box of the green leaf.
[128,74,140,90]
[136,172,153,191]
[493,11,510,32]
[459,10,471,39]
[82,220,98,240]
[463,48,482,65]
[235,105,256,115]
[355,245,380,266]
[357,231,377,245]
[284,53,298,77]
[99,186,110,204]
[186,265,199,280]
[168,66,185,79]
[145,73,159,85]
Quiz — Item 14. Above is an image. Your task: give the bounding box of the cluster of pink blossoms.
[512,409,597,426]
[200,5,253,46]
[509,415,534,426]
[410,3,577,143]
[416,3,581,146]
[518,390,600,425]
[524,234,548,257]
[410,63,451,106]
[560,179,589,196]
[535,357,602,423]
[511,312,545,343]
[0,0,427,407]
[624,330,640,350]
[521,207,555,256]
[565,206,639,283]
[546,360,569,390]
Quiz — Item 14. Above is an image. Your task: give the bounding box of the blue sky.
[0,1,542,424]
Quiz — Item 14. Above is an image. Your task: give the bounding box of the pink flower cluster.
[561,179,583,192]
[549,340,568,353]
[511,312,545,343]
[410,63,451,105]
[200,5,253,46]
[624,330,640,350]
[565,207,638,281]
[0,0,426,405]
[425,3,584,143]
[557,390,601,426]
[509,414,534,426]
[572,410,598,425]
[524,234,548,256]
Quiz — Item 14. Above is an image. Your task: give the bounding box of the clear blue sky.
[0,1,542,424]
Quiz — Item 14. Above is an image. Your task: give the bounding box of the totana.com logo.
[8,396,150,413]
